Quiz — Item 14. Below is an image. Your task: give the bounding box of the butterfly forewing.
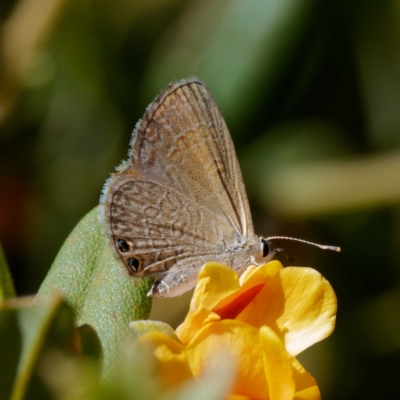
[130,79,254,237]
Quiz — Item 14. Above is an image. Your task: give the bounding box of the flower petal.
[178,262,286,345]
[212,261,284,319]
[260,326,295,400]
[239,260,283,287]
[176,304,220,346]
[260,326,320,400]
[186,320,269,399]
[292,359,320,400]
[237,267,337,355]
[293,388,321,400]
[195,262,241,310]
[177,262,240,344]
[176,261,283,344]
[138,331,192,388]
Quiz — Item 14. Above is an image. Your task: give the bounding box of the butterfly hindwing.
[102,172,237,279]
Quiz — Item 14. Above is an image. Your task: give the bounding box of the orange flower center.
[214,284,264,320]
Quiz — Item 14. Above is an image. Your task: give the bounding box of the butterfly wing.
[101,172,237,296]
[101,78,255,297]
[130,78,254,238]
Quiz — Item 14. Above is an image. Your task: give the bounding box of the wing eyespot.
[127,257,140,272]
[117,239,130,253]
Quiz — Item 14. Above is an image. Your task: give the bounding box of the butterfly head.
[249,237,283,266]
[252,235,341,267]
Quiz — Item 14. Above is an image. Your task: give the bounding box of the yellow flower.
[139,261,337,400]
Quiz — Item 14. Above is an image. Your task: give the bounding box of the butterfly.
[100,78,338,298]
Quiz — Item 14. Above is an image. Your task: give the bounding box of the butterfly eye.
[117,239,130,253]
[127,257,140,272]
[262,239,270,258]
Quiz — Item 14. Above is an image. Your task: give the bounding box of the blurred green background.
[1,0,400,398]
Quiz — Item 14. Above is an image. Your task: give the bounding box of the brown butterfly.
[100,78,339,298]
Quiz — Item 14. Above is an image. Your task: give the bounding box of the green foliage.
[38,207,154,378]
[0,295,78,399]
[0,294,231,399]
[0,243,16,301]
[0,208,231,399]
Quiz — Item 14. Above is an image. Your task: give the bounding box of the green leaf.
[0,305,21,399]
[0,242,16,301]
[0,295,78,400]
[130,320,180,341]
[77,324,102,362]
[38,206,154,378]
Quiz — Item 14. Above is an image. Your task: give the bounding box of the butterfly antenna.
[265,236,341,253]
